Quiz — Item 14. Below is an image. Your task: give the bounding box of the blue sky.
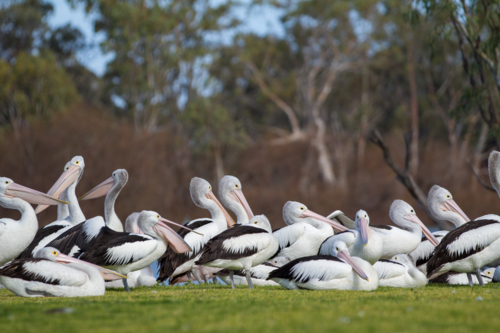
[46,0,284,77]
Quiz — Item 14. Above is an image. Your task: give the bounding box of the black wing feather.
[267,255,344,282]
[16,224,69,259]
[0,258,61,285]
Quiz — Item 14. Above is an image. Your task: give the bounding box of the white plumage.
[373,254,427,288]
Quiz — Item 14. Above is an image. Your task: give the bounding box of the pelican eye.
[65,167,69,171]
[488,271,492,275]
[336,247,339,251]
[253,221,258,224]
[446,195,451,199]
[300,207,305,211]
[364,215,367,218]
[113,173,116,177]
[235,184,239,188]
[156,214,160,219]
[4,181,8,185]
[75,161,80,165]
[52,250,58,256]
[394,257,398,260]
[410,209,414,213]
[208,186,211,191]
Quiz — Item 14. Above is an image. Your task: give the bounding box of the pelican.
[16,157,86,259]
[272,201,349,260]
[409,185,470,275]
[0,177,67,265]
[373,254,427,288]
[157,177,236,284]
[268,240,378,290]
[79,169,129,232]
[72,211,194,291]
[105,212,157,288]
[319,210,384,264]
[219,175,254,224]
[429,268,495,285]
[0,247,125,297]
[196,215,278,289]
[372,200,439,259]
[427,151,500,286]
[217,257,290,287]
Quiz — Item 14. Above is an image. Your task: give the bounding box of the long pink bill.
[5,183,68,206]
[229,189,254,220]
[440,199,471,222]
[55,253,126,280]
[79,176,115,200]
[35,164,80,214]
[337,250,369,281]
[301,210,350,232]
[404,214,440,246]
[206,191,236,227]
[153,218,194,254]
[358,217,370,246]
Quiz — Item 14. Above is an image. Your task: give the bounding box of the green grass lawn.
[0,283,499,333]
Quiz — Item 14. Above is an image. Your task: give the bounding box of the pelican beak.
[337,249,369,281]
[403,214,440,246]
[55,253,126,280]
[35,164,81,214]
[153,217,194,254]
[229,189,254,220]
[301,210,350,232]
[79,176,115,200]
[358,217,369,246]
[5,183,68,205]
[440,199,471,222]
[206,190,236,227]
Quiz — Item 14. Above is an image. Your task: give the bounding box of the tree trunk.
[407,42,419,175]
[311,111,336,185]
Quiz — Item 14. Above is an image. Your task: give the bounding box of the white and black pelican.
[105,212,157,288]
[0,178,67,265]
[196,215,278,289]
[409,185,470,275]
[373,254,427,288]
[157,177,236,284]
[79,169,129,232]
[16,157,86,259]
[217,256,290,287]
[219,175,254,224]
[429,268,495,285]
[71,211,194,291]
[0,247,125,297]
[272,201,349,260]
[268,240,378,290]
[372,200,439,259]
[319,210,384,264]
[427,151,500,286]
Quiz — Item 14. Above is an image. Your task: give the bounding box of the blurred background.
[1,0,500,229]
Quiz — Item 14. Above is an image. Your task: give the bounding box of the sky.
[46,0,284,77]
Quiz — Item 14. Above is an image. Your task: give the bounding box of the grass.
[0,283,499,333]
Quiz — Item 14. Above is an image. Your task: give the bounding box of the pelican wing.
[16,221,71,259]
[373,259,406,279]
[268,255,350,283]
[0,259,88,286]
[157,218,215,282]
[273,223,306,251]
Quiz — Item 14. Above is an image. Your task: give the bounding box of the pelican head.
[330,240,369,281]
[0,177,67,206]
[79,169,129,201]
[248,215,272,233]
[35,156,85,214]
[389,200,439,247]
[218,175,254,224]
[427,185,469,226]
[137,210,196,254]
[355,210,370,246]
[390,254,415,268]
[488,150,500,196]
[190,177,235,227]
[267,256,291,267]
[124,212,142,234]
[282,201,348,232]
[35,247,126,280]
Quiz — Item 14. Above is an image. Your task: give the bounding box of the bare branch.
[466,159,496,192]
[370,130,452,230]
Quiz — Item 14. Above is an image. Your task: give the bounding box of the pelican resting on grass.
[429,268,495,285]
[268,240,378,291]
[373,254,427,288]
[319,210,383,264]
[0,177,68,265]
[0,247,124,297]
[196,215,278,289]
[217,256,291,287]
[272,202,349,260]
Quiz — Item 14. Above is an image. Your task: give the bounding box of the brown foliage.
[1,104,499,230]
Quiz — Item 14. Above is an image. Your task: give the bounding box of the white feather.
[23,261,88,286]
[446,223,500,256]
[82,217,106,242]
[222,233,270,254]
[105,236,157,266]
[273,224,306,249]
[290,259,351,282]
